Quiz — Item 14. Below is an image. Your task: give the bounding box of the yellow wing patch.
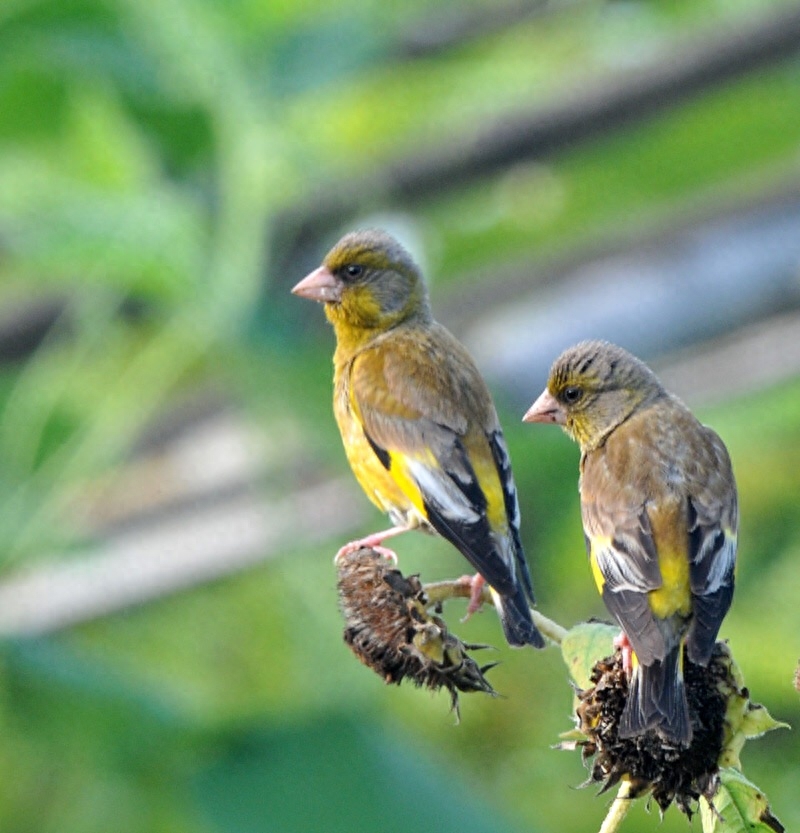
[467,450,507,530]
[647,547,691,619]
[588,537,611,593]
[387,449,432,519]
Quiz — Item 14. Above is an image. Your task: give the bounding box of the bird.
[291,229,544,648]
[523,340,737,744]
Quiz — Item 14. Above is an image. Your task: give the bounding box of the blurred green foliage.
[0,0,799,831]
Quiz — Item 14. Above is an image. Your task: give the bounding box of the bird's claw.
[334,540,398,566]
[370,546,399,565]
[459,573,487,622]
[614,631,634,679]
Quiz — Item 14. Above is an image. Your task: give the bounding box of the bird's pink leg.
[334,526,408,565]
[614,631,634,678]
[457,573,487,620]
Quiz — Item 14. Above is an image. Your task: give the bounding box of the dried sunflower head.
[561,627,788,829]
[568,644,732,817]
[336,548,497,719]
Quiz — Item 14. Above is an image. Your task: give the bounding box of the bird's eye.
[562,385,583,404]
[343,264,363,280]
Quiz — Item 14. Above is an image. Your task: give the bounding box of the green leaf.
[739,704,790,740]
[560,621,617,690]
[700,768,784,833]
[720,700,790,769]
[717,645,790,769]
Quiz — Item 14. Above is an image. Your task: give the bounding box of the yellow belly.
[337,398,427,529]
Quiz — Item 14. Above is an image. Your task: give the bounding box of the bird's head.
[292,230,431,341]
[523,340,664,450]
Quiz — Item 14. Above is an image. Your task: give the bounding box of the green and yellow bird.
[292,229,544,648]
[524,340,737,744]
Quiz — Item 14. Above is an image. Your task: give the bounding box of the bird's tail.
[619,642,692,745]
[490,585,545,649]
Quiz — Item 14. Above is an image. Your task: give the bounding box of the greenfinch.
[292,229,544,648]
[523,340,737,744]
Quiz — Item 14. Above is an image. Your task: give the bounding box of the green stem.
[421,578,568,645]
[598,780,634,833]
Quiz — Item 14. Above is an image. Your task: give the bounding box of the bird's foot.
[458,573,487,622]
[369,545,399,564]
[334,539,398,566]
[333,525,408,565]
[614,631,634,678]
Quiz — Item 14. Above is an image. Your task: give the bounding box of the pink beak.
[291,266,342,304]
[523,388,565,425]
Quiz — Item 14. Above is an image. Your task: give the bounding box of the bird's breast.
[333,376,426,531]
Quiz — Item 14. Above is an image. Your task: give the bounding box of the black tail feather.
[619,644,691,745]
[493,584,545,649]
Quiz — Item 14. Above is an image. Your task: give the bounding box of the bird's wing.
[486,428,535,601]
[348,327,522,596]
[685,425,738,662]
[581,471,669,666]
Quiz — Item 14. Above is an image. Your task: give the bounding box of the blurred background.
[1,0,799,830]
